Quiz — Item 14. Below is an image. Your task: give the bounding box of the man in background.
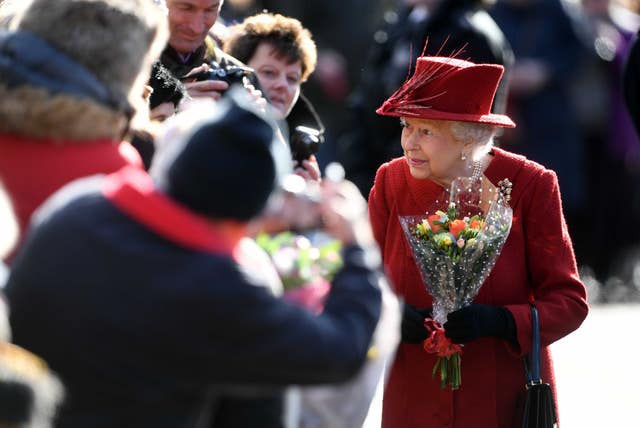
[159,0,251,100]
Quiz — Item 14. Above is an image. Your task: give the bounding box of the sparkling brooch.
[497,178,512,202]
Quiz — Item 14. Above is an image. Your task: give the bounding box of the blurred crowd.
[225,0,640,301]
[0,0,639,426]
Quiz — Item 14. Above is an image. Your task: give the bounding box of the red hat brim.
[376,104,516,128]
[375,55,516,128]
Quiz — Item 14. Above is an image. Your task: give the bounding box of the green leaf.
[432,357,441,379]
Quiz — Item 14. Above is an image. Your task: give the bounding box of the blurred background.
[219,2,640,426]
[2,0,639,426]
[221,0,640,307]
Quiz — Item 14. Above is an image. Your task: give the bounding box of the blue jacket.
[6,169,383,428]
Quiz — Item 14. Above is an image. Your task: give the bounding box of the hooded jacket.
[0,31,143,260]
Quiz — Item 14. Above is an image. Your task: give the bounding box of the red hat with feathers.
[376,55,515,128]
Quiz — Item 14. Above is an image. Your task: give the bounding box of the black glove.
[401,302,432,344]
[444,304,516,344]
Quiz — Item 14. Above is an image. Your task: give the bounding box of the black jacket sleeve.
[180,244,384,387]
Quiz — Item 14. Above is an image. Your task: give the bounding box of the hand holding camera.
[290,126,324,167]
[254,164,374,249]
[319,176,374,248]
[182,60,254,101]
[190,60,253,86]
[182,64,229,101]
[290,126,324,181]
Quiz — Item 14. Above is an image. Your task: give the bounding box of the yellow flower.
[434,233,453,249]
[417,219,431,236]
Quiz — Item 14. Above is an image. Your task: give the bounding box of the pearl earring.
[461,152,467,161]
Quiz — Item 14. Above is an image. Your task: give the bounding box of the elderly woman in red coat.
[368,55,589,427]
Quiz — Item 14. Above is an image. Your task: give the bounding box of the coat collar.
[402,162,450,215]
[0,85,127,141]
[401,147,525,213]
[102,166,245,258]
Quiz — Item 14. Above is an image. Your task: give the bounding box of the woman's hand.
[401,303,432,344]
[295,155,321,182]
[241,81,268,112]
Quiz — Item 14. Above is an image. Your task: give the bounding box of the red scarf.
[102,166,246,259]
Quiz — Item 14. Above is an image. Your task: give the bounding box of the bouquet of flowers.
[255,231,343,314]
[399,176,513,390]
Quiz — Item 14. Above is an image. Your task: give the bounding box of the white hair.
[449,121,496,161]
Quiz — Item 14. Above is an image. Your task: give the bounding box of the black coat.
[5,170,382,428]
[624,31,640,138]
[490,0,589,213]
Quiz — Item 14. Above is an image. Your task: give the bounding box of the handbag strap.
[524,305,541,385]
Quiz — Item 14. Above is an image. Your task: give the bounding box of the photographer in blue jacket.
[5,89,386,428]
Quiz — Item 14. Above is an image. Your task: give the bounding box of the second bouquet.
[399,176,513,390]
[255,231,343,314]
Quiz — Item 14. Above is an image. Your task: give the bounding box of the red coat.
[0,133,142,260]
[369,147,588,428]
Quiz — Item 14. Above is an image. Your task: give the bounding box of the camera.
[191,60,253,87]
[289,126,324,166]
[265,174,324,233]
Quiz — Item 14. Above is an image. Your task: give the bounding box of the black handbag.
[522,305,557,428]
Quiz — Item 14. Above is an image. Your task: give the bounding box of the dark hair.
[223,12,317,82]
[148,61,186,109]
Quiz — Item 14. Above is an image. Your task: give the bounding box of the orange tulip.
[469,219,482,230]
[449,219,466,238]
[428,214,443,232]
